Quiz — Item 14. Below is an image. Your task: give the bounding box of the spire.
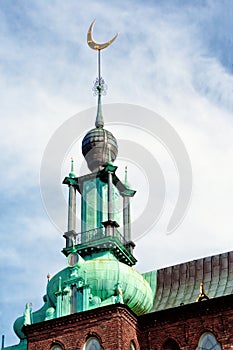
[125,166,128,186]
[82,21,119,172]
[125,166,127,182]
[69,158,76,178]
[96,100,103,126]
[66,158,77,243]
[95,53,104,129]
[87,20,118,129]
[124,166,130,188]
[63,158,78,248]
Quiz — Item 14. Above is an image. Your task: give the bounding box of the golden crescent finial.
[87,20,118,50]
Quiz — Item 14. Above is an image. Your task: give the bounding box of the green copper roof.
[147,251,233,312]
[47,252,153,315]
[2,340,27,350]
[12,252,153,342]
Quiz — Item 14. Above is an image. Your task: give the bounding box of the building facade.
[2,24,233,350]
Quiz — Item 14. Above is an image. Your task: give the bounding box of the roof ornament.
[114,283,124,304]
[69,157,76,178]
[47,273,51,282]
[87,20,118,129]
[124,166,130,188]
[71,236,76,251]
[196,282,210,302]
[23,303,32,326]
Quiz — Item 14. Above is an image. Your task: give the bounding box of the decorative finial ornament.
[69,157,76,178]
[71,236,75,249]
[82,21,118,171]
[114,283,124,304]
[196,282,210,302]
[23,303,32,326]
[87,20,118,129]
[125,166,128,184]
[87,20,118,51]
[47,273,51,282]
[124,166,130,189]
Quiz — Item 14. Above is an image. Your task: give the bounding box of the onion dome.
[14,252,154,340]
[82,127,118,172]
[13,253,153,340]
[47,253,153,316]
[82,84,118,172]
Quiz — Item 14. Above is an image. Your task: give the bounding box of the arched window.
[51,344,63,350]
[162,339,180,350]
[84,337,103,350]
[196,332,221,350]
[129,341,136,350]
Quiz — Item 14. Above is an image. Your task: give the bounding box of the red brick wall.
[24,298,233,350]
[140,295,233,349]
[24,305,139,350]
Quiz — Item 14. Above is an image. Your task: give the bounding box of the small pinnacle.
[69,158,76,178]
[124,166,130,188]
[196,282,210,302]
[47,273,51,282]
[125,166,128,184]
[58,276,62,292]
[71,237,76,251]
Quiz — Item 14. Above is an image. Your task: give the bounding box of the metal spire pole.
[95,49,104,128]
[87,20,118,129]
[67,158,76,233]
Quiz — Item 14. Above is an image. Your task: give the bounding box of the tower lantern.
[63,20,137,260]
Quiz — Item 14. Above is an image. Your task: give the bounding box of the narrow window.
[84,337,103,350]
[129,341,136,350]
[196,332,221,350]
[51,345,63,350]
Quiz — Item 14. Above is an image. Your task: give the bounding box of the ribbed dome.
[13,254,153,340]
[47,254,153,316]
[82,127,118,172]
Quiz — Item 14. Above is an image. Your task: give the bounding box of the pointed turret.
[122,166,135,252]
[124,166,129,188]
[69,157,76,178]
[63,158,78,248]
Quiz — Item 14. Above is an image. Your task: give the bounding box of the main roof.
[142,251,233,312]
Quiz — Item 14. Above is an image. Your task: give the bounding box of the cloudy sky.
[0,0,233,346]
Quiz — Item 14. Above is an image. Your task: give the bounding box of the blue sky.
[0,0,233,346]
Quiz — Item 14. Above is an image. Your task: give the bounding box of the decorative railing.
[75,227,126,246]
